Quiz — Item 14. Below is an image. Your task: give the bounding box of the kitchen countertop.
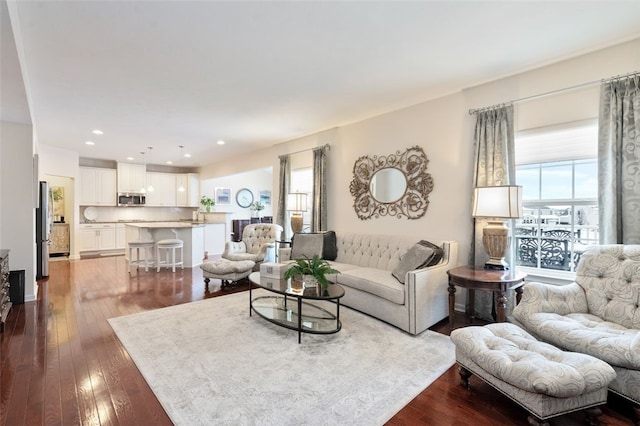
[124,221,204,228]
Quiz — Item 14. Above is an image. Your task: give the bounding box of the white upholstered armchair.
[222,223,283,269]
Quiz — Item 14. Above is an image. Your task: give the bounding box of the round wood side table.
[447,265,527,330]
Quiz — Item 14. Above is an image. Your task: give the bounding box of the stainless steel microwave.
[118,193,145,206]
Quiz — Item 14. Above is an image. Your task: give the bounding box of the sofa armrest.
[512,281,588,322]
[405,241,458,334]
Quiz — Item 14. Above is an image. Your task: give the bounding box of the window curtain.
[311,146,328,232]
[598,75,640,244]
[471,104,516,320]
[276,154,290,238]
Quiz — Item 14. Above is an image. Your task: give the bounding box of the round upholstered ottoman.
[199,259,255,288]
[450,323,616,426]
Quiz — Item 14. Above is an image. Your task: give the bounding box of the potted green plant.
[284,254,340,289]
[250,200,265,217]
[200,196,215,213]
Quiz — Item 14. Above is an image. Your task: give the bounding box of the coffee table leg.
[297,297,302,344]
[249,285,252,316]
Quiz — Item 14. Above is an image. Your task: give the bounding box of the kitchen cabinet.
[204,223,225,257]
[145,172,176,206]
[176,173,200,207]
[79,224,116,251]
[80,167,117,206]
[116,224,126,250]
[50,223,70,256]
[117,162,147,194]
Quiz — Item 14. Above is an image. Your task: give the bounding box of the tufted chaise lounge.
[512,244,640,419]
[222,223,283,271]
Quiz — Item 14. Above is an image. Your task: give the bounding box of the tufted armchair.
[222,223,283,270]
[512,244,640,414]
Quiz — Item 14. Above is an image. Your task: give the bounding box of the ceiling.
[3,1,640,168]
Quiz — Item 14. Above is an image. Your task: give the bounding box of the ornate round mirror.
[370,168,407,203]
[350,146,434,220]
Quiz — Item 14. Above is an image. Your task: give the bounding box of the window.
[514,120,598,276]
[290,167,313,232]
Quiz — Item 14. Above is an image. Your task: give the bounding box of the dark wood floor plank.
[1,256,636,426]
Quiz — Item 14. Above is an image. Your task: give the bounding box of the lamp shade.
[472,185,522,219]
[287,193,308,212]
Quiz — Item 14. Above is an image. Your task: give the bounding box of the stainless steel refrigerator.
[36,181,52,279]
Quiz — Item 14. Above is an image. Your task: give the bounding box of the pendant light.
[146,146,154,193]
[139,151,147,193]
[177,145,186,192]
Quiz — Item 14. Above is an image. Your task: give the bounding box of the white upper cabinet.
[117,162,146,194]
[145,172,177,206]
[79,167,116,206]
[176,173,200,207]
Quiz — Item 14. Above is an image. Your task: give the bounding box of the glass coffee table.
[248,272,345,343]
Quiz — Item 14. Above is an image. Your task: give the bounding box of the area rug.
[109,290,455,425]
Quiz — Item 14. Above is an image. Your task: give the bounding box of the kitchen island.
[125,222,207,268]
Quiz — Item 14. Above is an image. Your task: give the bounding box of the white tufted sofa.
[222,223,283,271]
[512,245,640,413]
[281,232,457,335]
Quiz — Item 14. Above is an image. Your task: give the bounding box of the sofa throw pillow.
[290,232,337,260]
[392,244,435,284]
[417,240,444,267]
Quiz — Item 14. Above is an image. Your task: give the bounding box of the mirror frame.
[349,146,434,220]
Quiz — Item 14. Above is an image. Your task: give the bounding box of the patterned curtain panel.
[276,154,290,238]
[598,75,640,244]
[471,104,516,320]
[312,146,328,232]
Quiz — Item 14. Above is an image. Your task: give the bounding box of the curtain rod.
[468,69,639,115]
[285,143,331,157]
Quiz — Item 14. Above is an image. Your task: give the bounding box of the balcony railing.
[514,225,598,272]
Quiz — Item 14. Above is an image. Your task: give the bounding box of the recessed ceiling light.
[126,156,134,161]
[184,153,191,158]
[217,140,225,145]
[85,141,95,145]
[92,129,103,135]
[166,161,173,165]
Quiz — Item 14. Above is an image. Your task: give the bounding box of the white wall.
[200,168,274,219]
[38,144,80,257]
[1,120,36,301]
[201,37,640,274]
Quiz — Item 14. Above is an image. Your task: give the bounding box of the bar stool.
[156,239,184,272]
[128,240,155,272]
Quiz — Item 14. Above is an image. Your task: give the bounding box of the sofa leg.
[584,407,602,426]
[458,365,472,389]
[204,277,210,290]
[526,415,550,426]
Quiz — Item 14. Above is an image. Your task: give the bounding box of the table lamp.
[287,192,308,234]
[472,185,522,270]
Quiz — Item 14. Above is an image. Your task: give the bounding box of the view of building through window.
[514,121,598,274]
[290,167,313,232]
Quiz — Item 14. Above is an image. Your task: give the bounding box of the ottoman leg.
[458,365,472,389]
[527,416,550,426]
[204,277,210,290]
[584,407,602,426]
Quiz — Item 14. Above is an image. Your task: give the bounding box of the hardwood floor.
[1,256,636,425]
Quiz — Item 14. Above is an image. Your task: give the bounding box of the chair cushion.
[200,259,255,274]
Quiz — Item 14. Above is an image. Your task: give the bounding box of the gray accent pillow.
[392,244,435,284]
[290,231,338,260]
[417,240,443,267]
